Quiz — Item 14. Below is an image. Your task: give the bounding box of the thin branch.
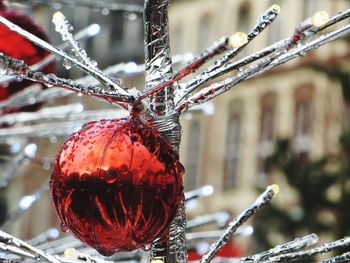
[0,230,62,263]
[52,12,102,70]
[137,4,280,105]
[177,23,350,112]
[8,0,144,14]
[0,54,192,112]
[236,234,319,262]
[0,15,130,97]
[200,184,280,263]
[0,22,101,85]
[268,237,350,262]
[0,52,134,107]
[320,252,350,263]
[175,9,343,107]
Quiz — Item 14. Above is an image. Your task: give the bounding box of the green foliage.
[254,137,350,250]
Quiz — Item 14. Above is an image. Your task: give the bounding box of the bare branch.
[200,184,280,263]
[0,15,130,96]
[0,52,134,107]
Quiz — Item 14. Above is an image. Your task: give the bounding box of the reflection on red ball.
[0,3,54,112]
[50,118,184,256]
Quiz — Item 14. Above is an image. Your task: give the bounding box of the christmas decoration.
[0,0,54,113]
[50,117,184,255]
[0,0,348,262]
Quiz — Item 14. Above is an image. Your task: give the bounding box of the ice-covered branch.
[0,230,62,263]
[268,237,350,262]
[0,23,100,86]
[236,234,319,262]
[0,52,134,106]
[200,184,280,263]
[52,12,103,72]
[0,15,131,97]
[8,0,144,14]
[174,9,345,109]
[177,20,350,112]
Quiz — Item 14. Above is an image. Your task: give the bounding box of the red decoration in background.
[50,118,184,256]
[0,1,54,112]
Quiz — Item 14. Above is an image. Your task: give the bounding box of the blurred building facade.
[1,0,350,256]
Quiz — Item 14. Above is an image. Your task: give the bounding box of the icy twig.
[8,0,144,14]
[138,5,279,104]
[0,23,101,85]
[0,242,37,259]
[268,236,350,262]
[236,234,319,262]
[0,52,133,106]
[0,230,62,263]
[0,16,130,97]
[177,22,350,112]
[172,4,280,105]
[320,252,350,263]
[200,184,280,263]
[52,12,100,70]
[0,54,192,112]
[185,185,214,202]
[175,9,339,107]
[254,23,350,76]
[0,104,84,125]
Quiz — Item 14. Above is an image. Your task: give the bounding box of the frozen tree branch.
[177,16,350,112]
[7,0,144,14]
[175,9,344,105]
[0,52,134,107]
[200,185,280,263]
[137,4,280,105]
[0,230,62,263]
[0,16,131,97]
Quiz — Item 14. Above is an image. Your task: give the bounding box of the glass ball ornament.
[50,117,184,256]
[0,1,54,112]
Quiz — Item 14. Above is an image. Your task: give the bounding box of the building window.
[185,118,202,190]
[293,85,314,158]
[224,101,242,189]
[257,92,276,185]
[198,14,212,51]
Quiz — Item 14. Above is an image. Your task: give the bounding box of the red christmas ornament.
[0,1,54,112]
[50,117,184,256]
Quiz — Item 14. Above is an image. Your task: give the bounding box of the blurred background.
[0,0,349,261]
